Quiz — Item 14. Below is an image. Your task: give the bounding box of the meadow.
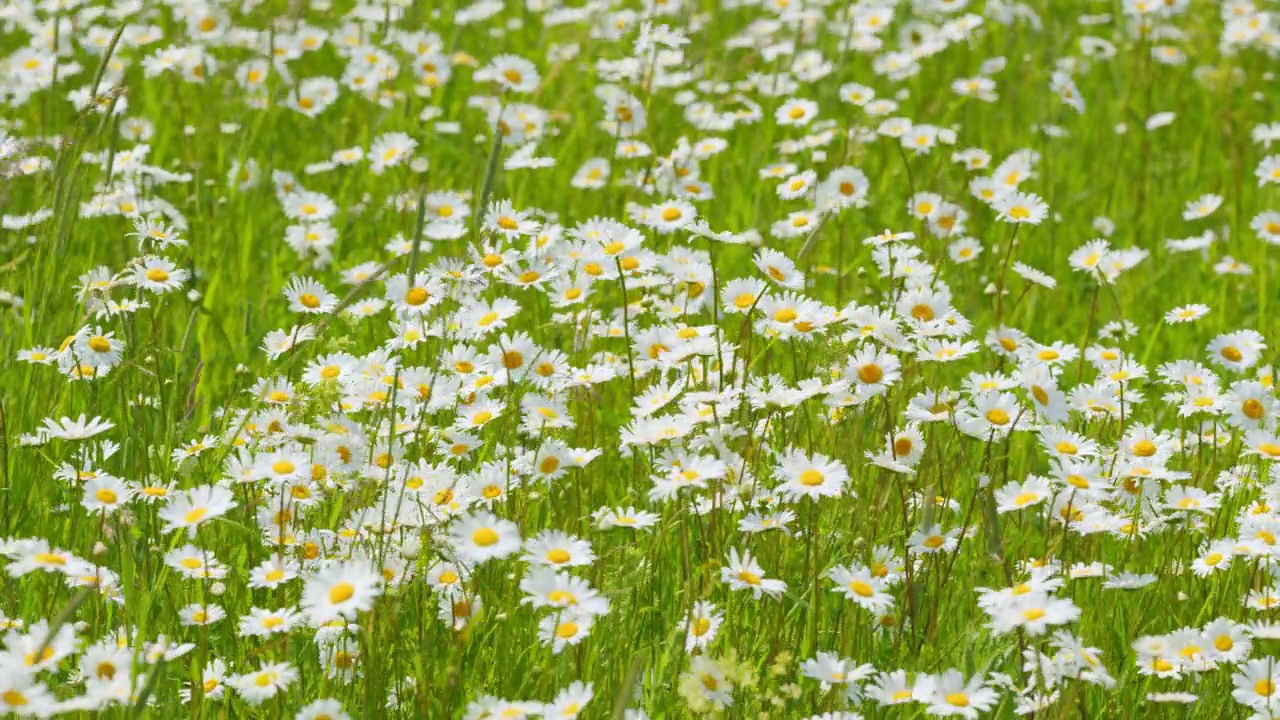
[1,0,1280,716]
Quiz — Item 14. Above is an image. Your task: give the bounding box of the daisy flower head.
[1166,304,1209,324]
[300,559,383,624]
[754,248,804,290]
[776,450,849,500]
[776,98,819,126]
[1251,211,1280,244]
[917,670,998,718]
[284,276,338,314]
[720,547,787,599]
[131,256,188,293]
[159,484,237,538]
[993,191,1048,224]
[369,131,417,174]
[1257,154,1280,186]
[1183,193,1223,220]
[448,510,522,563]
[229,662,298,706]
[479,54,540,93]
[1208,330,1265,371]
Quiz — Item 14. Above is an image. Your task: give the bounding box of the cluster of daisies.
[4,0,1280,717]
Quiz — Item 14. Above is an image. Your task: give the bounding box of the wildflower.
[448,511,522,563]
[994,191,1048,224]
[720,548,787,599]
[229,662,298,706]
[300,560,383,623]
[159,485,237,537]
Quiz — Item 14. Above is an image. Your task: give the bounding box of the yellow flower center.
[911,304,934,321]
[799,469,824,486]
[328,581,355,604]
[1244,399,1265,420]
[404,287,429,306]
[858,364,883,384]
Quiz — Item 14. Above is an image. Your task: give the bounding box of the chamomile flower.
[449,511,522,563]
[284,277,338,314]
[300,560,383,623]
[721,548,787,598]
[160,485,237,537]
[993,191,1048,224]
[229,662,298,706]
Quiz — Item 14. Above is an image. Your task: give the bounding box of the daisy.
[284,276,338,314]
[1166,304,1209,324]
[993,191,1048,224]
[918,671,999,718]
[776,450,848,500]
[538,611,594,654]
[1208,330,1266,371]
[776,98,818,126]
[544,681,593,718]
[520,567,611,616]
[369,131,417,174]
[229,662,298,706]
[38,414,115,441]
[131,256,188,293]
[826,565,894,613]
[484,200,539,238]
[159,485,237,538]
[523,531,595,568]
[297,698,351,720]
[595,506,660,530]
[237,607,300,637]
[754,248,804,290]
[300,560,383,624]
[1183,193,1223,220]
[248,558,298,589]
[909,524,961,554]
[180,603,227,627]
[81,475,132,513]
[479,54,539,93]
[448,511,522,563]
[720,548,787,599]
[682,601,723,652]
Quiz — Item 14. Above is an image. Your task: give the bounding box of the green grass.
[2,0,1280,717]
